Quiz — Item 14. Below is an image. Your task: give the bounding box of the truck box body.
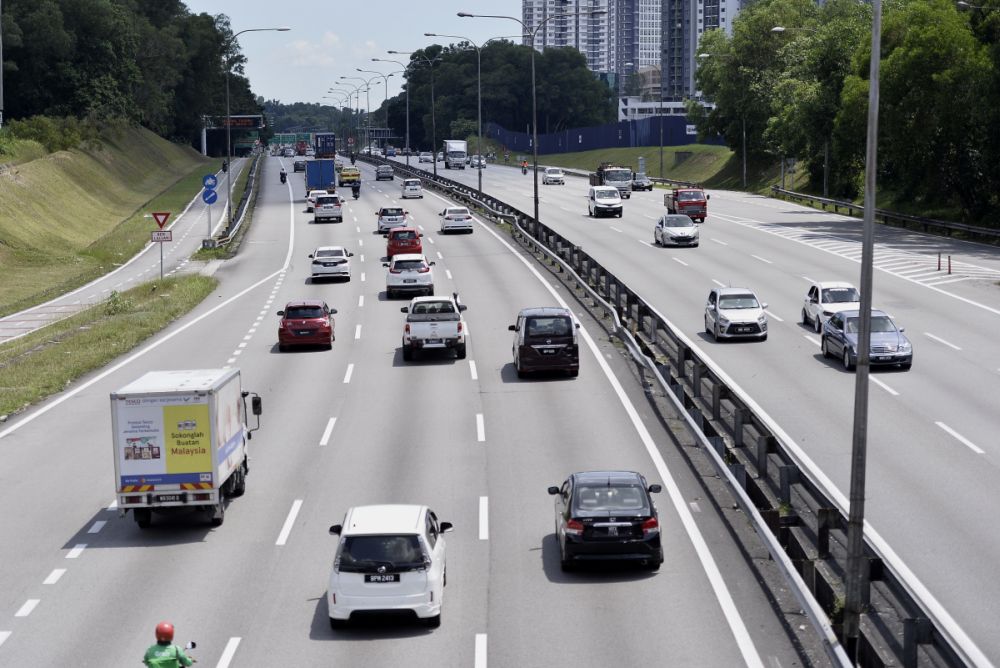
[306,159,337,192]
[314,132,337,159]
[111,369,249,521]
[443,140,468,169]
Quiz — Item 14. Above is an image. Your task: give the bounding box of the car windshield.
[546,169,562,175]
[381,208,403,216]
[315,249,344,258]
[677,191,704,201]
[719,294,760,309]
[412,301,455,314]
[393,260,426,271]
[337,535,425,572]
[525,316,573,337]
[822,287,861,303]
[596,189,620,199]
[285,306,325,319]
[392,230,418,240]
[574,483,649,512]
[845,315,896,334]
[662,216,693,228]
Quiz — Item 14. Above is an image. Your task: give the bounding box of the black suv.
[293,160,307,173]
[509,307,579,378]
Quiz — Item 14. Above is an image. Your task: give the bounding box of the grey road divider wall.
[361,155,989,668]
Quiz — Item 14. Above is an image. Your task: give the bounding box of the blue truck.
[314,132,337,159]
[306,159,337,193]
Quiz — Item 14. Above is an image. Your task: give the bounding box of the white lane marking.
[476,414,485,442]
[751,254,773,264]
[446,270,453,280]
[319,418,337,447]
[87,521,106,534]
[217,637,242,668]
[275,500,303,546]
[0,632,9,649]
[764,310,784,323]
[243,335,252,341]
[232,349,242,356]
[436,251,443,260]
[355,324,362,340]
[924,276,971,286]
[610,226,623,233]
[469,361,478,380]
[427,237,435,244]
[358,239,364,247]
[248,328,256,335]
[361,272,366,282]
[710,238,728,246]
[804,335,820,346]
[227,358,236,365]
[66,544,86,559]
[259,310,267,316]
[475,634,487,668]
[360,254,365,263]
[802,275,816,283]
[479,497,489,540]
[358,295,364,308]
[936,422,985,455]
[237,342,247,349]
[343,364,354,384]
[689,501,702,513]
[107,499,118,511]
[418,224,425,231]
[924,332,961,351]
[14,600,39,617]
[672,257,689,267]
[712,279,726,287]
[43,569,66,585]
[639,239,656,248]
[870,377,899,396]
[356,226,361,233]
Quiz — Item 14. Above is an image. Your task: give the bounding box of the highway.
[0,157,821,667]
[395,157,1000,661]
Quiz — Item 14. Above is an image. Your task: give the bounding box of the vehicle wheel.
[387,289,395,299]
[814,316,822,334]
[712,323,720,341]
[278,344,287,353]
[568,369,579,378]
[588,208,593,217]
[801,309,810,326]
[210,503,225,527]
[134,509,152,529]
[821,338,830,358]
[843,349,854,371]
[423,614,441,629]
[653,235,660,246]
[456,344,467,360]
[704,316,711,335]
[617,211,623,218]
[231,464,247,497]
[402,345,413,362]
[329,618,348,631]
[760,333,768,341]
[693,242,700,247]
[559,546,574,572]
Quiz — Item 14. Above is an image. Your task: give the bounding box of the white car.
[802,281,862,333]
[542,167,565,185]
[401,178,423,199]
[328,504,453,628]
[309,246,353,281]
[469,155,486,169]
[377,206,409,233]
[704,287,768,341]
[419,152,433,163]
[306,189,328,213]
[384,254,435,299]
[314,194,343,223]
[439,206,474,234]
[653,214,700,247]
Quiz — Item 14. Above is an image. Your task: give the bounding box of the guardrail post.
[779,465,799,505]
[708,436,726,459]
[817,508,839,558]
[710,384,724,420]
[675,344,688,380]
[733,408,749,447]
[688,407,704,431]
[756,434,775,477]
[902,617,931,668]
[692,363,703,399]
[732,462,746,490]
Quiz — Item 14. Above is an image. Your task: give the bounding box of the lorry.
[442,140,468,169]
[111,368,262,528]
[400,294,468,361]
[589,162,633,198]
[306,159,337,193]
[664,186,710,222]
[314,132,337,159]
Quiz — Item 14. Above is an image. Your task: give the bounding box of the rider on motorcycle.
[279,168,287,183]
[143,622,194,667]
[351,181,361,198]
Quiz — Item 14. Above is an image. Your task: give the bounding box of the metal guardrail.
[771,186,1000,244]
[217,151,262,246]
[363,154,987,667]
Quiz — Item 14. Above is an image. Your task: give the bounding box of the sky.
[183,1,524,106]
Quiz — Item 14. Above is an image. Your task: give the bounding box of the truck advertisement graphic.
[116,397,212,487]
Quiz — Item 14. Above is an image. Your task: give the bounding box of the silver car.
[704,287,768,341]
[543,167,565,185]
[309,246,353,281]
[653,214,699,247]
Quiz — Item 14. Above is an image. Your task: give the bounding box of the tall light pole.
[357,68,394,152]
[459,8,607,223]
[389,50,440,177]
[322,94,348,148]
[332,84,363,155]
[373,57,412,165]
[224,26,290,231]
[1,0,5,128]
[327,88,354,152]
[340,76,374,154]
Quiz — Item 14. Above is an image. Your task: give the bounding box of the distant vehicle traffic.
[277,300,336,351]
[305,189,328,213]
[443,140,467,169]
[338,166,361,187]
[704,287,768,341]
[419,152,433,163]
[589,162,633,198]
[375,164,394,181]
[305,159,337,193]
[293,160,307,173]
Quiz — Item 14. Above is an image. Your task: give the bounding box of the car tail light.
[390,268,402,274]
[641,516,659,537]
[193,492,212,501]
[565,519,584,536]
[456,322,463,334]
[278,320,287,329]
[404,323,410,335]
[418,266,430,273]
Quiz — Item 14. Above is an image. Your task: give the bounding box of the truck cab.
[664,188,709,222]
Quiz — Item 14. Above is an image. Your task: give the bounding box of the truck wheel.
[402,345,413,362]
[210,502,225,527]
[456,344,467,360]
[134,509,152,529]
[232,463,247,497]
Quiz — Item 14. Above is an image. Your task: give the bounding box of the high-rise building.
[661,0,742,101]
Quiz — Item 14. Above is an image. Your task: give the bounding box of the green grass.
[0,276,218,418]
[537,144,734,184]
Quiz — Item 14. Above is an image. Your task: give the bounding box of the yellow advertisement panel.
[163,404,212,474]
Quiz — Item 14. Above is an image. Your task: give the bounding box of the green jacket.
[143,643,193,667]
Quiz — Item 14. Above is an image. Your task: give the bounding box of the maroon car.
[277,300,336,351]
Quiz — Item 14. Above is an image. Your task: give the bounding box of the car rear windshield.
[381,208,404,216]
[719,295,759,309]
[285,306,325,319]
[316,196,339,205]
[525,316,573,337]
[404,180,420,186]
[337,535,425,572]
[447,208,470,216]
[412,301,455,314]
[676,191,704,201]
[822,287,860,303]
[393,260,426,271]
[315,249,344,258]
[574,483,649,512]
[391,230,418,240]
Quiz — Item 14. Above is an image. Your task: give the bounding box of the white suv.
[328,505,453,628]
[314,194,343,223]
[384,254,435,298]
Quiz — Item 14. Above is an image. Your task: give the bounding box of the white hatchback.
[542,167,565,185]
[309,246,353,281]
[384,254,435,298]
[401,178,423,199]
[328,505,453,628]
[802,281,861,333]
[439,206,474,234]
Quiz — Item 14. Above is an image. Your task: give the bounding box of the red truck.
[664,187,710,222]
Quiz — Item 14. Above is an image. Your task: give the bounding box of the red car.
[277,300,336,351]
[385,226,423,260]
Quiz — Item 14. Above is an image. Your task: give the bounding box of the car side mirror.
[547,486,560,495]
[439,212,444,216]
[706,193,711,200]
[418,233,423,237]
[330,308,338,314]
[648,484,662,494]
[508,325,516,331]
[575,323,581,329]
[382,233,388,238]
[439,521,454,533]
[400,307,409,313]
[429,261,436,266]
[348,252,354,257]
[276,310,285,316]
[898,327,905,333]
[308,254,314,259]
[251,396,262,416]
[761,303,769,309]
[329,524,342,535]
[382,263,389,268]
[458,305,467,312]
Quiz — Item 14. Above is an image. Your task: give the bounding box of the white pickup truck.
[400,294,468,361]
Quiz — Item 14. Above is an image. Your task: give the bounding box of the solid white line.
[319,418,337,447]
[0,632,10,648]
[936,422,985,455]
[751,254,773,264]
[14,600,39,618]
[924,276,971,286]
[765,310,784,323]
[446,270,453,280]
[924,332,962,351]
[87,521,106,534]
[107,499,118,510]
[355,324,362,340]
[216,637,242,668]
[275,500,303,546]
[43,569,66,585]
[475,634,487,668]
[672,257,689,267]
[476,414,485,442]
[712,279,726,287]
[358,295,364,307]
[801,275,816,284]
[804,335,820,346]
[479,497,489,540]
[343,364,354,383]
[870,377,899,397]
[469,360,478,380]
[66,544,86,559]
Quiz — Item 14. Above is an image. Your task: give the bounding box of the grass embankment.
[0,125,211,317]
[0,276,218,418]
[536,144,734,185]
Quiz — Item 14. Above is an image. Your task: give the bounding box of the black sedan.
[548,470,663,571]
[632,173,654,191]
[293,160,307,173]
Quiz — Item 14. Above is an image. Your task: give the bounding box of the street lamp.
[697,51,747,190]
[341,75,379,154]
[357,68,395,152]
[332,84,363,154]
[224,26,290,231]
[460,7,607,223]
[389,50,441,177]
[374,58,413,165]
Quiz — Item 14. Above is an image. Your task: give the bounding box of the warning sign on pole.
[152,212,171,229]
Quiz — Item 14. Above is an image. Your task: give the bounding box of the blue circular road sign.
[203,174,218,190]
[202,189,219,205]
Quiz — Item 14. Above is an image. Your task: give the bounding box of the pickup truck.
[664,187,709,222]
[399,294,467,361]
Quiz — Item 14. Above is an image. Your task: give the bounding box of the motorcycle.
[521,165,527,175]
[351,185,360,200]
[144,641,197,665]
[279,172,287,184]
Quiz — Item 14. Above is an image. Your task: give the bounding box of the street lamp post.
[333,83,364,155]
[459,7,607,223]
[224,26,290,232]
[341,76,377,154]
[328,88,355,152]
[389,50,440,177]
[357,69,394,152]
[373,58,412,165]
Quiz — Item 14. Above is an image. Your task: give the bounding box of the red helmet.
[155,622,174,643]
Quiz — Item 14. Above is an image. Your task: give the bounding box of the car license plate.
[403,279,417,284]
[364,573,400,583]
[875,356,891,362]
[541,348,557,355]
[296,330,312,335]
[324,263,337,267]
[156,494,181,503]
[426,338,442,344]
[736,326,753,334]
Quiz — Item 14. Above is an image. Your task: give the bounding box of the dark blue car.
[820,309,912,371]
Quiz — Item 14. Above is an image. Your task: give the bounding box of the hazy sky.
[183,1,523,106]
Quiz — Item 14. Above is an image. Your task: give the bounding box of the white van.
[401,178,423,199]
[588,186,623,218]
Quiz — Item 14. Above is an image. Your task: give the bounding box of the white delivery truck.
[442,140,468,169]
[111,368,262,528]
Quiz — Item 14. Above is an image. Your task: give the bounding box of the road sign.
[152,212,171,229]
[151,230,172,242]
[202,189,218,205]
[347,137,355,146]
[203,174,218,189]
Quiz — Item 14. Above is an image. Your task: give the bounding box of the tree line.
[690,0,1000,221]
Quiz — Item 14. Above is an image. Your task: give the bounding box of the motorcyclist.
[350,153,356,165]
[351,181,361,199]
[143,622,194,667]
[221,160,228,173]
[521,159,528,175]
[279,167,287,183]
